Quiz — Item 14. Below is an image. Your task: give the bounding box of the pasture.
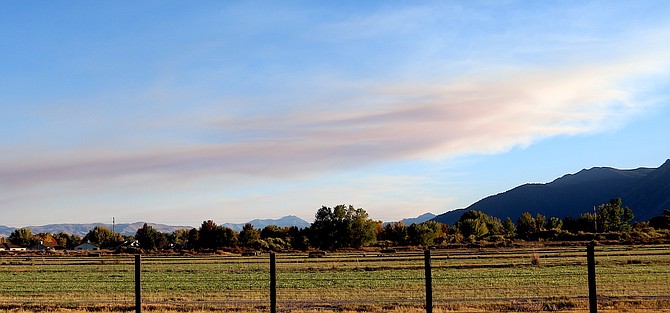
[0,243,668,312]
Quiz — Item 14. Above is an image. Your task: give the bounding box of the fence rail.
[0,244,669,312]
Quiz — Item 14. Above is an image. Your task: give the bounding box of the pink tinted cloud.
[1,52,667,191]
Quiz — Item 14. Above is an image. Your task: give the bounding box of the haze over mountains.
[0,222,191,238]
[433,159,670,225]
[0,216,313,237]
[3,160,669,237]
[0,214,432,237]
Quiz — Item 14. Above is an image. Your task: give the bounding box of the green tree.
[198,220,219,250]
[8,228,34,246]
[289,226,310,251]
[348,208,378,248]
[597,198,634,232]
[503,217,517,237]
[216,226,238,248]
[135,223,168,250]
[456,210,503,239]
[516,212,537,240]
[547,217,563,230]
[458,219,488,240]
[239,223,261,248]
[53,232,81,249]
[380,222,408,245]
[169,229,190,249]
[407,222,444,246]
[260,225,289,240]
[310,205,378,250]
[198,220,239,250]
[535,213,547,231]
[187,228,200,249]
[84,226,123,248]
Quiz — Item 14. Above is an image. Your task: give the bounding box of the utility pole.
[113,217,116,234]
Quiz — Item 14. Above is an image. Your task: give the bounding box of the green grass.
[0,244,669,312]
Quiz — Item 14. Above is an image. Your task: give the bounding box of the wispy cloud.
[3,2,670,226]
[3,40,668,193]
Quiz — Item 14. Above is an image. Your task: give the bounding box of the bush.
[531,252,541,266]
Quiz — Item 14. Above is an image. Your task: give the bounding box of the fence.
[0,243,669,312]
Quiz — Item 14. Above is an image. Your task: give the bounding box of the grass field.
[0,243,669,312]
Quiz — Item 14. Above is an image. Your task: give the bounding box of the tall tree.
[310,205,377,250]
[8,228,34,246]
[198,220,220,250]
[597,198,634,232]
[239,223,261,248]
[135,223,168,250]
[547,217,563,230]
[456,210,503,239]
[84,226,123,248]
[407,221,445,246]
[516,212,537,240]
[215,226,238,248]
[169,229,190,249]
[187,228,200,249]
[53,232,81,249]
[503,217,517,238]
[380,222,408,245]
[348,208,378,248]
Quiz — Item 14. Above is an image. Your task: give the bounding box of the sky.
[2,1,670,228]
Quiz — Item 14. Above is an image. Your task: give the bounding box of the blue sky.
[2,1,670,227]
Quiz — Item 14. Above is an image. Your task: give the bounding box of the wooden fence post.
[424,250,433,313]
[587,242,597,313]
[270,252,276,313]
[135,254,142,313]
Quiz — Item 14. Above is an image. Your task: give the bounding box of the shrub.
[531,252,541,266]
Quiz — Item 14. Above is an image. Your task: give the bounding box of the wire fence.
[0,244,669,312]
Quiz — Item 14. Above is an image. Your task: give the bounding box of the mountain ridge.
[433,159,670,225]
[400,212,436,225]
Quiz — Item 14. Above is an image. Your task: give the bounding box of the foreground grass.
[0,244,669,312]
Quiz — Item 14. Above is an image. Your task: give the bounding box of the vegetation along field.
[0,244,669,312]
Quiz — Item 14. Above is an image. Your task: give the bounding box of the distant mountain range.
[1,212,441,238]
[433,159,670,225]
[0,222,191,237]
[222,215,311,232]
[400,213,436,225]
[0,216,312,237]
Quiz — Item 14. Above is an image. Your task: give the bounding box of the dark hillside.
[624,159,670,221]
[433,161,667,225]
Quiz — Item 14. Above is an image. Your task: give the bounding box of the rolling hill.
[433,159,670,225]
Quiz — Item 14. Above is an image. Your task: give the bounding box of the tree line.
[5,199,670,252]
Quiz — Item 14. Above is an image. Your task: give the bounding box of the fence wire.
[0,244,668,311]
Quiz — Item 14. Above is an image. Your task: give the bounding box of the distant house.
[74,242,99,251]
[29,241,59,251]
[2,242,27,251]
